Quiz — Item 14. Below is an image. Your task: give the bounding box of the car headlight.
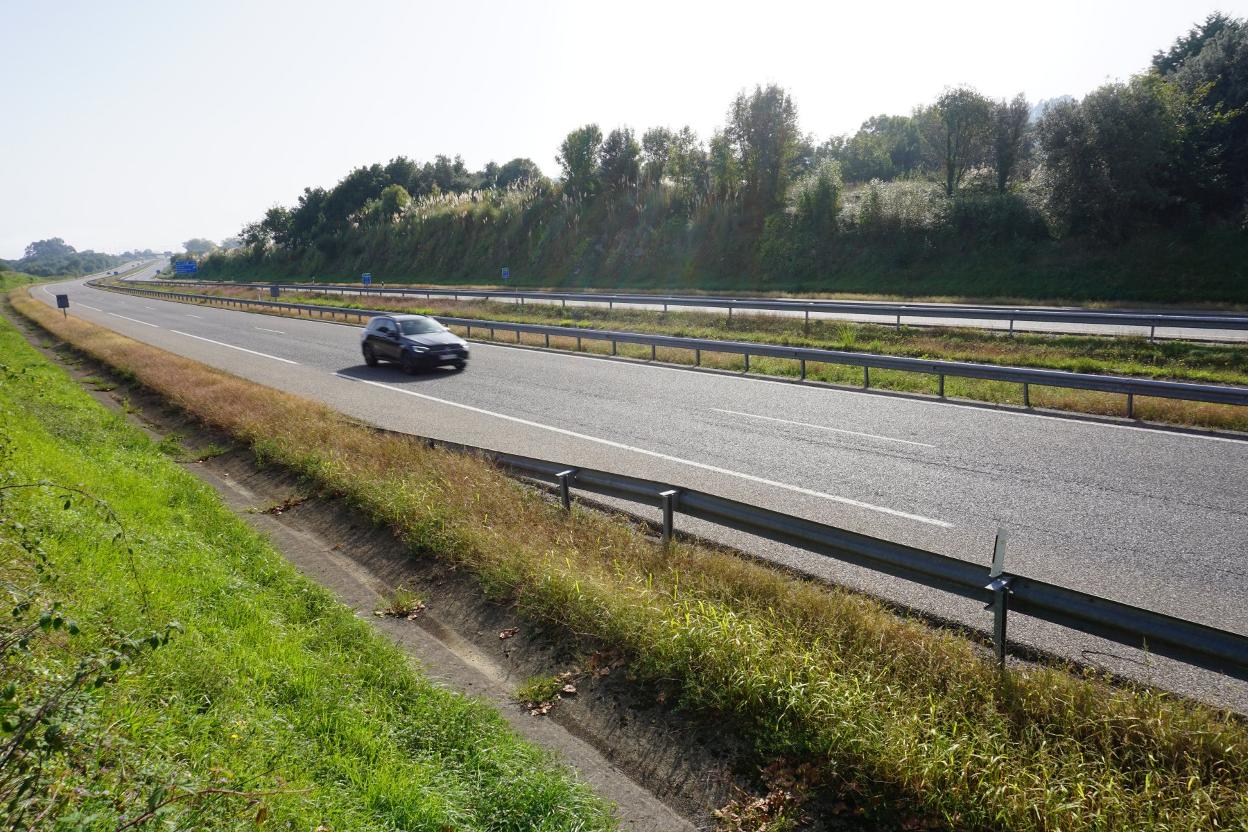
[405,344,428,353]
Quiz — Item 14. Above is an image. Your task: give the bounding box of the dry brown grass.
[12,288,1248,831]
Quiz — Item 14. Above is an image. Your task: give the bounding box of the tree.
[708,130,740,203]
[182,238,217,255]
[599,127,641,193]
[924,87,993,196]
[641,127,674,185]
[557,124,603,200]
[665,127,708,203]
[496,157,543,188]
[725,85,802,223]
[378,184,411,220]
[991,94,1032,192]
[1038,77,1178,238]
[1153,12,1237,75]
[23,238,75,260]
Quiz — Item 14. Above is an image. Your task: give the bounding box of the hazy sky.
[2,0,1244,259]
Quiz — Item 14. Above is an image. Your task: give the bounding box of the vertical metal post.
[557,470,574,510]
[1149,324,1156,343]
[799,359,806,380]
[1009,318,1015,337]
[895,313,901,331]
[576,336,582,351]
[938,374,945,397]
[515,329,521,343]
[743,353,750,373]
[660,489,678,548]
[1023,382,1030,407]
[545,333,550,348]
[863,365,870,389]
[985,527,1012,669]
[804,309,810,330]
[695,349,701,366]
[611,340,617,355]
[651,344,656,361]
[728,307,732,321]
[490,327,495,340]
[1127,393,1134,419]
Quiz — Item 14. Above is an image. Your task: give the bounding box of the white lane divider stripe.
[170,330,299,364]
[80,303,102,312]
[333,373,952,528]
[711,408,936,448]
[255,327,286,335]
[109,312,160,328]
[185,313,203,318]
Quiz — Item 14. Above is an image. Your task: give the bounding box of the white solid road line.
[712,408,936,448]
[79,303,102,312]
[108,312,160,328]
[185,313,203,318]
[334,373,953,528]
[170,330,300,364]
[255,327,286,335]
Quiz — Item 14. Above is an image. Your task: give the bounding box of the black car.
[361,314,469,372]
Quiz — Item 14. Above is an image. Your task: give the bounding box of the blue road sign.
[362,273,372,286]
[501,267,510,281]
[174,260,198,274]
[55,294,69,309]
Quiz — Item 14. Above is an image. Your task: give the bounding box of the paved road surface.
[32,268,1248,710]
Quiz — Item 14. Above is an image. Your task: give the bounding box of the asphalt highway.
[33,266,1248,710]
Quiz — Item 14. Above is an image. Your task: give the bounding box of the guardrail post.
[545,333,550,348]
[557,469,575,510]
[1127,393,1135,419]
[1149,324,1156,343]
[743,353,750,373]
[1009,318,1015,337]
[1023,382,1030,407]
[863,366,870,389]
[695,348,701,366]
[660,489,679,548]
[938,374,945,398]
[576,336,582,351]
[895,313,901,331]
[985,528,1012,669]
[799,359,806,380]
[651,344,656,361]
[611,340,617,355]
[516,329,521,344]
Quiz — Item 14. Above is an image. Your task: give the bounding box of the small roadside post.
[55,294,69,318]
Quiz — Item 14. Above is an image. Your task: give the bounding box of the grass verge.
[130,284,1248,433]
[13,286,1248,831]
[0,301,613,829]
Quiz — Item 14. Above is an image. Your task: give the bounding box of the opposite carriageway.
[143,277,1248,341]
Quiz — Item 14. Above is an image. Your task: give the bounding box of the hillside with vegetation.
[0,238,153,277]
[200,14,1248,304]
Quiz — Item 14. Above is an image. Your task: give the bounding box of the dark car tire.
[452,361,466,371]
[363,344,379,367]
[400,353,419,374]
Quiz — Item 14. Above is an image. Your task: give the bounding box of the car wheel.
[452,361,466,371]
[363,344,379,367]
[400,353,419,374]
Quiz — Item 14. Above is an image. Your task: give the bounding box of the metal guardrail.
[78,280,1248,681]
[96,281,1248,413]
[143,277,1248,338]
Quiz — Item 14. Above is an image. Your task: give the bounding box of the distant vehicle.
[361,314,468,372]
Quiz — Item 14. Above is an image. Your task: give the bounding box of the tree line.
[203,14,1247,297]
[1,239,141,278]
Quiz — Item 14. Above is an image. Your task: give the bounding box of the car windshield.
[399,318,444,335]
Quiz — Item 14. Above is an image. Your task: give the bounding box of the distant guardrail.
[140,277,1248,339]
[79,278,1248,681]
[96,281,1248,416]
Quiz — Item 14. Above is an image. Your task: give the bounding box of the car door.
[373,318,401,359]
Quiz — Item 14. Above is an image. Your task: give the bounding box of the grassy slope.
[13,287,1248,831]
[0,306,613,829]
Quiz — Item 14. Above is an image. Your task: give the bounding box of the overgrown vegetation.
[199,14,1248,303]
[15,286,1248,831]
[1,239,144,278]
[0,305,613,829]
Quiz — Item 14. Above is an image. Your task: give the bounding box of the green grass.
[20,286,1248,831]
[0,315,613,829]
